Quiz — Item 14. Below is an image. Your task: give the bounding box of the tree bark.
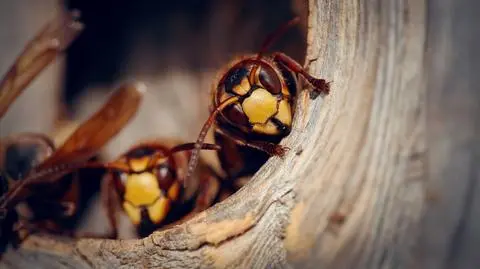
[2,0,479,268]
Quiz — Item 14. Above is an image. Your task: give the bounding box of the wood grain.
[2,0,479,268]
[416,0,480,268]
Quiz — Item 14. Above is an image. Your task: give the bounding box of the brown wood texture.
[2,0,479,268]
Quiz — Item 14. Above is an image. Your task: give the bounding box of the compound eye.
[258,65,282,94]
[112,170,127,194]
[157,165,169,179]
[154,164,176,190]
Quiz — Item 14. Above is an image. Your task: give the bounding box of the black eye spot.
[224,67,249,94]
[4,144,41,180]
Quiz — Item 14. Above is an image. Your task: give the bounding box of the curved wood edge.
[287,0,427,268]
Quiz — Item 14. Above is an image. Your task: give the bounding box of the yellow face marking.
[275,99,292,127]
[124,172,161,206]
[253,120,279,135]
[129,157,150,172]
[123,202,141,225]
[147,196,170,224]
[167,181,181,201]
[242,88,277,124]
[122,172,173,225]
[232,77,250,96]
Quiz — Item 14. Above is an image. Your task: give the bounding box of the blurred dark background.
[0,0,308,159]
[63,0,306,114]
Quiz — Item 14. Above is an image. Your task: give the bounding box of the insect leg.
[272,52,331,97]
[103,175,119,239]
[215,127,288,157]
[193,166,221,212]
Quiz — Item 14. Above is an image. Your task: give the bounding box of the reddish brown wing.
[0,83,144,209]
[0,10,83,118]
[37,82,145,170]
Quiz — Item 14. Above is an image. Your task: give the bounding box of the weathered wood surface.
[2,0,479,268]
[416,0,480,268]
